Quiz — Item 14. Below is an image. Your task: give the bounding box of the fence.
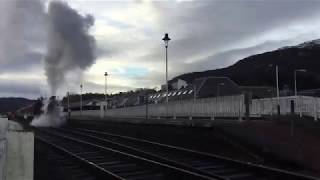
[250,96,320,120]
[71,94,245,120]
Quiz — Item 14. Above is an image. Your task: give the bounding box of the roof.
[193,76,241,98]
[148,88,194,103]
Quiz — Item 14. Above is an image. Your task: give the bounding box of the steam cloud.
[31,1,96,127]
[31,97,66,127]
[45,1,96,95]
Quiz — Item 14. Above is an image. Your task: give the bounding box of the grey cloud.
[0,51,44,73]
[83,81,134,94]
[145,1,320,66]
[0,0,46,73]
[0,79,44,98]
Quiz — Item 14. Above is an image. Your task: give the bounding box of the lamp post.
[193,84,197,101]
[80,84,83,116]
[104,72,108,117]
[294,69,306,96]
[217,83,225,97]
[162,33,171,103]
[162,33,171,118]
[67,91,70,118]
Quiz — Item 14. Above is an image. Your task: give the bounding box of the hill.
[0,97,35,114]
[172,39,320,90]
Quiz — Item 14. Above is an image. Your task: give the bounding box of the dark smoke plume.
[45,1,96,95]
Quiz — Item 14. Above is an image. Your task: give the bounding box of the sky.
[2,0,320,99]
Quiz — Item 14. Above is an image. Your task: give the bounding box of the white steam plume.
[31,1,96,127]
[31,97,66,127]
[45,1,96,95]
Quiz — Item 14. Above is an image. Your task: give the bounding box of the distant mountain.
[0,97,35,114]
[172,39,320,91]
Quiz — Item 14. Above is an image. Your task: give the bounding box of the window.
[183,90,187,94]
[188,90,193,94]
[172,92,177,96]
[177,91,182,95]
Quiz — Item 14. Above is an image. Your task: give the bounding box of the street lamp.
[162,33,171,118]
[162,33,171,104]
[67,91,70,118]
[217,83,225,97]
[104,72,108,115]
[294,69,306,96]
[80,84,83,115]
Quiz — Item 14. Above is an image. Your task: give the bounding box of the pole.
[162,33,170,118]
[217,85,220,97]
[165,44,168,118]
[80,84,82,116]
[105,75,107,103]
[193,84,196,101]
[145,94,148,121]
[67,92,70,118]
[104,73,107,117]
[166,45,168,103]
[294,70,297,96]
[276,66,280,115]
[67,92,70,111]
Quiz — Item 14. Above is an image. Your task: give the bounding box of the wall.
[0,118,34,180]
[0,118,7,180]
[251,96,320,119]
[71,94,245,119]
[215,120,320,173]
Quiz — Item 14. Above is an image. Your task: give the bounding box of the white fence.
[71,94,245,119]
[251,96,320,120]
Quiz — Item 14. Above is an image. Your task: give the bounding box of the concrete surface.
[0,118,34,180]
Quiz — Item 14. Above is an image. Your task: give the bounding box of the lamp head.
[162,33,171,47]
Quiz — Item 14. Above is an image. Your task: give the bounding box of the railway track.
[45,126,320,180]
[35,129,214,180]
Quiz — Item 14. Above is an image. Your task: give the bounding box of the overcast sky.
[1,0,320,99]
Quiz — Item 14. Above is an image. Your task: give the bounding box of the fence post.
[238,95,242,121]
[244,92,251,121]
[314,98,318,121]
[173,108,176,120]
[299,96,303,118]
